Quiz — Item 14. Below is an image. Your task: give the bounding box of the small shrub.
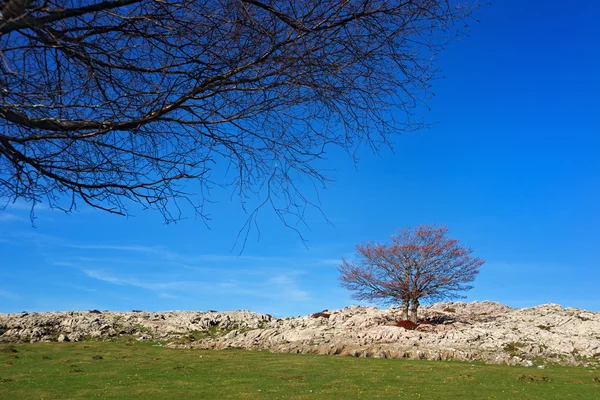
[537,325,551,331]
[518,375,551,382]
[41,355,51,360]
[443,307,456,313]
[311,311,330,319]
[395,320,418,330]
[422,315,456,325]
[593,376,599,383]
[0,377,15,383]
[504,342,527,355]
[88,309,102,314]
[0,347,17,353]
[91,355,103,360]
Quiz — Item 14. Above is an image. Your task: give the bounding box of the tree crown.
[339,225,484,305]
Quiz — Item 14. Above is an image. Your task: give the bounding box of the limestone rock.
[1,302,599,367]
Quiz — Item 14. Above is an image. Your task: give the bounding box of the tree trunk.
[409,299,420,323]
[401,299,410,320]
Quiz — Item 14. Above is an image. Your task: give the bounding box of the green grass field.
[1,341,598,399]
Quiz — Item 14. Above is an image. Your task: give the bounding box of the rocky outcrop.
[0,310,271,343]
[1,302,599,367]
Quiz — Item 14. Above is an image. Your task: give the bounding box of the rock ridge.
[1,301,599,367]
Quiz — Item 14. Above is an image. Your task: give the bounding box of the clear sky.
[1,0,598,316]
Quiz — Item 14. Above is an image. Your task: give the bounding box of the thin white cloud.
[0,213,23,222]
[8,232,343,273]
[53,261,77,267]
[159,293,179,299]
[67,241,328,266]
[72,256,157,265]
[11,231,62,243]
[4,233,330,307]
[78,267,310,303]
[267,274,310,301]
[484,261,559,272]
[318,258,342,266]
[2,199,46,211]
[0,289,20,300]
[80,268,201,292]
[69,244,173,256]
[66,243,291,265]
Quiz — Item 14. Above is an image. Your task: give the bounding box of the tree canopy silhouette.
[0,0,474,227]
[339,225,484,322]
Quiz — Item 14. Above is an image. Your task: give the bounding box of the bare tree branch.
[0,0,476,233]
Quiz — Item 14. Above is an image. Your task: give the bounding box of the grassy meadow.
[1,341,599,399]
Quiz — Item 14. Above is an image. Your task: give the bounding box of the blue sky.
[1,0,599,316]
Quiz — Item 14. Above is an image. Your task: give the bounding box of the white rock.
[1,302,600,366]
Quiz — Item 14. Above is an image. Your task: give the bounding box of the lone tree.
[339,225,484,322]
[0,1,475,227]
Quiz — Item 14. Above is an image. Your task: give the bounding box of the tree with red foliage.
[338,225,484,323]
